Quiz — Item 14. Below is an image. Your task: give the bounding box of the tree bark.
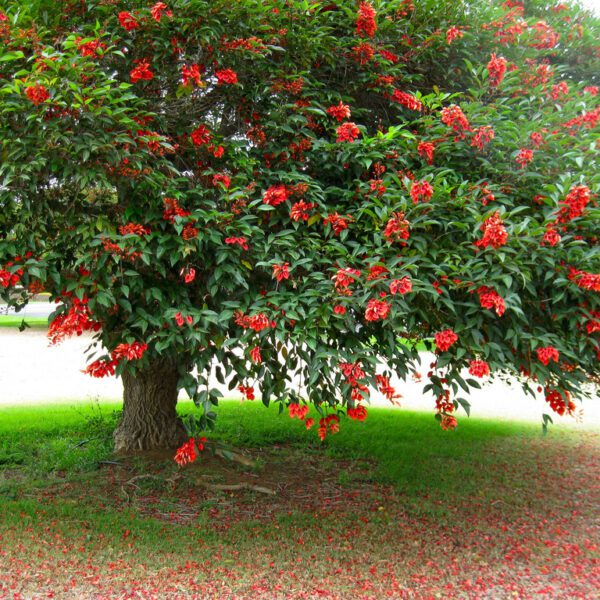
[113,359,188,453]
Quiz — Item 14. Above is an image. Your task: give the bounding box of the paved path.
[0,329,598,428]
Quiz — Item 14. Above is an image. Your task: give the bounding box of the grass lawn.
[0,315,49,329]
[0,401,598,599]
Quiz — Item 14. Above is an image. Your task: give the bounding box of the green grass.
[0,315,49,328]
[0,401,597,597]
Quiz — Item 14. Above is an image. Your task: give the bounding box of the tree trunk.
[113,360,188,453]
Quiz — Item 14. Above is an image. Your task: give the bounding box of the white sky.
[580,0,600,12]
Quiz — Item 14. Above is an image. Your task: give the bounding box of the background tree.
[1,0,598,454]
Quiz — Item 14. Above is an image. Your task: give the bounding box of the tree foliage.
[1,0,599,443]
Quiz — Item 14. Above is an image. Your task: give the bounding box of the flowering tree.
[1,0,599,454]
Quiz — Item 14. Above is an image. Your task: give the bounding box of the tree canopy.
[1,0,599,451]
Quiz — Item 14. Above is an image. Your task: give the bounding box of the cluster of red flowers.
[130,60,154,83]
[441,105,471,139]
[557,185,591,223]
[487,53,507,87]
[225,236,249,250]
[190,124,211,146]
[356,2,377,38]
[410,180,433,203]
[417,141,435,164]
[340,361,369,403]
[234,311,272,332]
[83,342,148,378]
[174,437,206,466]
[317,414,339,441]
[25,84,50,105]
[163,197,190,223]
[174,312,193,327]
[326,102,351,121]
[0,266,22,288]
[383,212,410,244]
[272,262,290,282]
[389,276,412,295]
[182,63,202,87]
[537,345,560,366]
[434,329,458,352]
[215,68,238,85]
[48,297,101,345]
[365,298,390,322]
[333,267,361,296]
[249,346,262,363]
[446,26,463,44]
[238,385,255,401]
[475,212,508,250]
[323,213,349,235]
[550,81,569,100]
[544,389,575,416]
[515,148,534,169]
[471,126,494,151]
[530,20,560,49]
[290,200,315,221]
[542,224,561,247]
[391,90,422,112]
[478,286,506,317]
[118,11,139,31]
[376,374,401,405]
[263,184,289,206]
[119,223,150,236]
[440,414,458,430]
[568,267,600,292]
[289,403,309,420]
[76,37,105,58]
[336,122,360,143]
[181,267,196,283]
[151,2,172,22]
[469,359,490,378]
[347,405,368,421]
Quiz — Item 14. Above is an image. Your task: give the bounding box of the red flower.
[383,212,410,244]
[478,286,506,317]
[263,184,289,206]
[446,26,464,44]
[190,124,212,146]
[348,405,368,421]
[435,329,458,352]
[111,342,148,361]
[487,53,507,87]
[417,141,435,164]
[238,385,255,401]
[365,298,390,322]
[305,418,315,430]
[215,68,238,85]
[334,267,361,295]
[174,438,197,466]
[440,415,458,430]
[550,81,569,100]
[542,224,561,246]
[471,126,494,151]
[118,11,139,31]
[557,185,591,223]
[441,104,471,138]
[182,63,202,87]
[183,267,196,283]
[323,213,349,235]
[225,237,249,250]
[376,374,401,403]
[469,360,490,378]
[333,305,347,315]
[515,148,534,169]
[530,131,544,147]
[130,60,154,83]
[356,2,377,38]
[336,122,360,143]
[82,358,116,378]
[272,262,290,282]
[289,403,309,420]
[150,2,172,22]
[390,276,412,295]
[544,389,575,416]
[290,200,315,221]
[584,86,598,96]
[410,180,433,204]
[327,102,351,121]
[391,90,422,112]
[212,173,231,189]
[25,84,50,105]
[536,346,559,366]
[475,212,508,250]
[250,346,262,364]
